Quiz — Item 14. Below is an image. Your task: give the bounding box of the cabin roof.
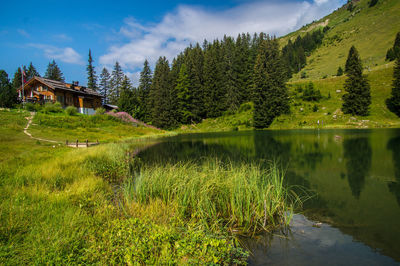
[19,76,103,98]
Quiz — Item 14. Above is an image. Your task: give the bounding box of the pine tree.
[337,66,344,76]
[109,61,123,104]
[12,67,23,89]
[176,63,194,124]
[222,35,240,111]
[342,46,371,116]
[386,32,400,61]
[386,56,400,117]
[253,37,289,129]
[118,75,138,116]
[26,62,40,80]
[203,40,225,117]
[184,44,205,121]
[137,59,152,122]
[44,60,65,82]
[0,70,17,108]
[149,57,176,128]
[99,67,111,104]
[86,49,97,90]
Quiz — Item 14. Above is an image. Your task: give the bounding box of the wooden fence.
[66,139,100,148]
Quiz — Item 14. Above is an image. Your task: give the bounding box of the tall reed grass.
[124,159,299,234]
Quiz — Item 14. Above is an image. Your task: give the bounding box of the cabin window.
[56,95,64,103]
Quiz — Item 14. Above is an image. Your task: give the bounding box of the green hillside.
[180,0,400,132]
[283,0,400,80]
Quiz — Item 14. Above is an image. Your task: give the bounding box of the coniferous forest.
[107,30,326,129]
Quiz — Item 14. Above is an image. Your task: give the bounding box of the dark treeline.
[281,29,325,78]
[116,30,326,129]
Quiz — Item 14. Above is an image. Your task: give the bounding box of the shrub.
[95,107,106,115]
[238,102,253,113]
[313,104,319,112]
[43,102,63,113]
[65,106,77,116]
[24,102,36,111]
[301,72,307,79]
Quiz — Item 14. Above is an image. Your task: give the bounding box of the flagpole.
[21,66,24,102]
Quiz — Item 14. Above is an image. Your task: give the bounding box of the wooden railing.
[66,139,99,148]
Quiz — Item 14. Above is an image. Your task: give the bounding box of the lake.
[136,129,400,265]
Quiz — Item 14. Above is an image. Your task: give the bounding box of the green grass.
[282,0,400,80]
[29,112,162,143]
[0,109,249,264]
[124,159,298,234]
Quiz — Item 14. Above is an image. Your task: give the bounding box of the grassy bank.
[0,109,254,264]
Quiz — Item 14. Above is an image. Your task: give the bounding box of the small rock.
[300,107,304,112]
[336,89,342,93]
[333,114,337,119]
[349,117,357,121]
[322,107,326,110]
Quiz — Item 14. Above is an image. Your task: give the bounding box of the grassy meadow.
[0,108,298,264]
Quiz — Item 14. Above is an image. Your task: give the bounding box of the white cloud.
[100,0,345,71]
[29,44,84,65]
[17,29,30,38]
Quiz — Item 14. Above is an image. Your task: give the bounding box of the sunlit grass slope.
[281,0,400,80]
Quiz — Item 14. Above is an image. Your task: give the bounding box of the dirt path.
[24,112,60,144]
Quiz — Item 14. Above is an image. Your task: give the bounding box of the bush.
[95,107,106,115]
[65,106,77,116]
[302,82,322,102]
[313,104,319,112]
[24,102,36,111]
[238,102,253,113]
[301,72,307,79]
[43,102,63,113]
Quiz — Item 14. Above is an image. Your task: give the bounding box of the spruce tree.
[222,35,240,112]
[110,61,123,104]
[176,63,194,124]
[149,57,176,128]
[99,67,111,104]
[342,46,371,116]
[86,49,97,90]
[26,62,40,80]
[253,37,289,129]
[137,59,152,122]
[44,60,65,82]
[337,66,344,76]
[386,32,400,61]
[386,56,400,117]
[12,67,23,89]
[0,70,17,108]
[118,75,138,116]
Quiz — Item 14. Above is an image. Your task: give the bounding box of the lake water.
[136,129,400,265]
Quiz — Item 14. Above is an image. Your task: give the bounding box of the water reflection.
[135,129,400,263]
[387,136,400,207]
[343,137,372,199]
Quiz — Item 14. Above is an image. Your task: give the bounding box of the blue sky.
[0,0,345,86]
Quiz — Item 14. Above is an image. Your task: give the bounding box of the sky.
[0,0,346,86]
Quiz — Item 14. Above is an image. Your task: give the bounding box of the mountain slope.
[280,0,400,80]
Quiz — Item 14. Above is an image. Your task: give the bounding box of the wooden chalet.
[18,76,102,115]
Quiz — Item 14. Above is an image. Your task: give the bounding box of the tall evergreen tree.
[118,75,138,116]
[176,63,194,124]
[137,59,152,122]
[0,70,17,108]
[203,40,225,117]
[12,67,23,89]
[99,67,111,104]
[184,44,205,120]
[149,57,176,128]
[386,32,400,61]
[222,35,240,111]
[342,46,371,116]
[26,62,40,80]
[109,61,123,104]
[86,49,97,90]
[386,56,400,117]
[44,60,65,82]
[253,37,289,129]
